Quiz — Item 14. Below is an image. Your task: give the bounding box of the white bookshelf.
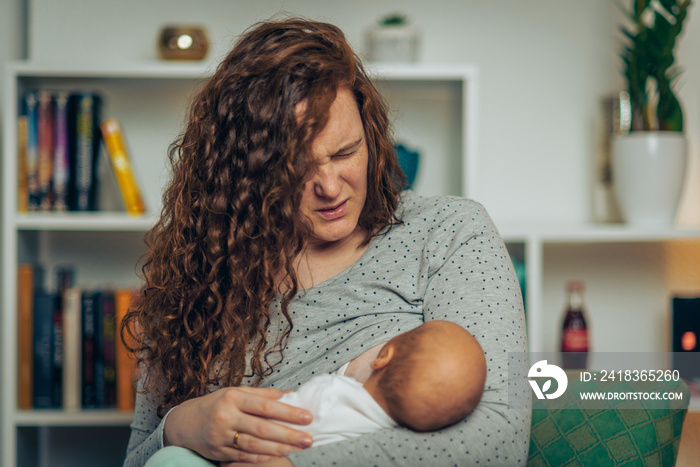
[3,61,698,466]
[1,61,478,466]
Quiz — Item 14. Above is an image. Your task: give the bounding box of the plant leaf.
[542,380,552,393]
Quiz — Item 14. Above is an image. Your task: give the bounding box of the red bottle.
[561,281,589,369]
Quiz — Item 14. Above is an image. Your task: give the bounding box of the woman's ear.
[370,344,395,370]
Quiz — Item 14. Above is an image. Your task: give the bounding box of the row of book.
[18,89,146,215]
[17,264,138,411]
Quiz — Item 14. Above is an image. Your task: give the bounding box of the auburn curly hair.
[122,18,405,416]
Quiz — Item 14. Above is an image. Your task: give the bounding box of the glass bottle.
[561,280,589,369]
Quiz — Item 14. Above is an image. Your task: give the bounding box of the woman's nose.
[313,165,342,199]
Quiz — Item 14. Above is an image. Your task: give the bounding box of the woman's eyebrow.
[334,137,363,155]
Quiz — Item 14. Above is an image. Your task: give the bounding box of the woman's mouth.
[316,199,348,220]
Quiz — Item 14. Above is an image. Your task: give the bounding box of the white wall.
[19,0,632,225]
[0,0,26,121]
[12,0,700,225]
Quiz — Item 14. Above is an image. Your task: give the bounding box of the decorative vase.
[158,25,209,60]
[611,132,687,226]
[367,23,420,62]
[394,143,420,189]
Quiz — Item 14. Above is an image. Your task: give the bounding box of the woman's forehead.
[310,88,364,156]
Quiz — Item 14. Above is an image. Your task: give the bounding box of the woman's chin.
[309,224,362,248]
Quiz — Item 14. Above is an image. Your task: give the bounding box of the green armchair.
[527,371,689,466]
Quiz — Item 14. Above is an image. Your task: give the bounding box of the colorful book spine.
[17,264,34,409]
[37,91,55,211]
[24,92,40,211]
[51,267,73,408]
[20,264,140,411]
[62,286,82,411]
[93,291,106,407]
[52,91,71,212]
[115,289,137,411]
[81,291,98,408]
[17,116,29,213]
[33,289,55,408]
[100,119,146,216]
[102,292,117,407]
[51,294,64,407]
[69,93,102,211]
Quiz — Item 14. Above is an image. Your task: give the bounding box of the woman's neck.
[294,227,370,290]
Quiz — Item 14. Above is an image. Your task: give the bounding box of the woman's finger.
[231,431,304,457]
[236,386,286,399]
[233,412,313,449]
[233,389,312,427]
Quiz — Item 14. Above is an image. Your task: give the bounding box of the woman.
[123,18,530,467]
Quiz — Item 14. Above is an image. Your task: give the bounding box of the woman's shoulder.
[398,190,490,226]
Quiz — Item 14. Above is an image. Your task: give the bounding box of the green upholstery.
[527,371,689,466]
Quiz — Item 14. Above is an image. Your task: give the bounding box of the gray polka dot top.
[124,191,531,466]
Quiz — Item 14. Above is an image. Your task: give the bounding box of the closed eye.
[333,150,357,159]
[331,137,363,159]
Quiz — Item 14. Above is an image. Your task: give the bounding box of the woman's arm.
[286,197,531,466]
[123,377,172,467]
[124,380,314,466]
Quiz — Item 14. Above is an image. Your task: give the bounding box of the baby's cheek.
[344,342,386,383]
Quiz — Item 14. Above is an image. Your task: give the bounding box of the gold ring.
[233,432,241,449]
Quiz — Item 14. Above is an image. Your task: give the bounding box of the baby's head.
[365,320,487,432]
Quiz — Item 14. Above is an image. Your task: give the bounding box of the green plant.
[618,0,692,131]
[379,13,407,27]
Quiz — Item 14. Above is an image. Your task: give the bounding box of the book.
[115,289,137,411]
[24,92,40,211]
[101,292,117,407]
[52,91,71,212]
[93,291,106,407]
[36,90,55,211]
[17,116,29,213]
[51,267,74,408]
[62,286,82,411]
[81,291,98,408]
[17,264,34,409]
[68,93,102,211]
[100,119,146,216]
[33,289,55,408]
[51,293,63,407]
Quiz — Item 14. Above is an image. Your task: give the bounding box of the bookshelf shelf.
[498,222,700,243]
[15,410,134,427]
[16,212,156,232]
[8,61,476,82]
[6,61,213,80]
[367,62,479,81]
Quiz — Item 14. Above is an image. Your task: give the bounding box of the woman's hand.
[164,386,313,463]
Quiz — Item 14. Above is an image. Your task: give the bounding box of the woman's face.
[299,87,369,248]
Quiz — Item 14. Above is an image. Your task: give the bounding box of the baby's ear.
[370,344,395,370]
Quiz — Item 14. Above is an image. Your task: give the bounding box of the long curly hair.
[122,18,405,416]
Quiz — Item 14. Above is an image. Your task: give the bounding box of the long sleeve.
[286,196,531,466]
[123,373,174,467]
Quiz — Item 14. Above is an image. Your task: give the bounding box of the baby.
[278,320,487,446]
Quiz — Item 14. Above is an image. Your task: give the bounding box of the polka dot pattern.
[123,192,531,466]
